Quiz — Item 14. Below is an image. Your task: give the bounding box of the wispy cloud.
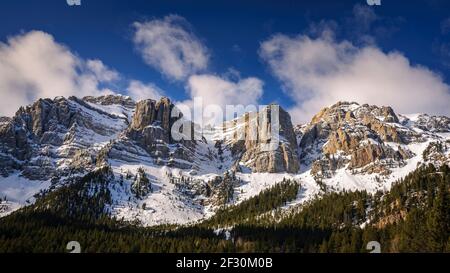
[132,15,265,122]
[0,31,120,116]
[86,59,120,82]
[260,32,450,123]
[126,80,164,101]
[186,74,263,108]
[0,30,170,116]
[133,15,209,81]
[306,4,403,46]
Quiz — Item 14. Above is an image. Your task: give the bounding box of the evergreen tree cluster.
[32,166,114,221]
[202,179,300,227]
[0,164,448,253]
[131,167,152,199]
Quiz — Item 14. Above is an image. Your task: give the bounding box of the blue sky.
[0,0,450,122]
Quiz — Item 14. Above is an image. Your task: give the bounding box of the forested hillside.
[0,164,448,253]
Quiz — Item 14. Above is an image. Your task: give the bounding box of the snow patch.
[0,173,51,217]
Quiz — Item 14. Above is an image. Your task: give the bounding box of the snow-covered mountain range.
[1,95,449,226]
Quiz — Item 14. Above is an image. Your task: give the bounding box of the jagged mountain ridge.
[297,102,450,180]
[0,95,300,179]
[0,96,449,225]
[0,95,301,222]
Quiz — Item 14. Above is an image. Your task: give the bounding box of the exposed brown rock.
[297,101,415,178]
[225,106,300,173]
[83,95,136,108]
[126,97,196,169]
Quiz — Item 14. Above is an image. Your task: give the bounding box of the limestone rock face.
[131,100,158,130]
[125,97,196,169]
[410,114,450,133]
[1,95,447,185]
[422,141,450,166]
[223,106,300,173]
[83,95,136,109]
[2,95,450,225]
[0,116,26,176]
[0,96,132,180]
[129,98,176,141]
[0,117,30,161]
[297,102,420,179]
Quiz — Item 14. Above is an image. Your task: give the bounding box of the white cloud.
[126,80,164,101]
[133,15,209,81]
[186,74,263,108]
[86,59,120,82]
[179,74,264,125]
[348,3,378,44]
[0,31,120,116]
[260,34,450,124]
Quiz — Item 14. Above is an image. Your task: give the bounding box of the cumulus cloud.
[133,15,209,81]
[126,80,164,101]
[187,74,263,107]
[0,31,120,116]
[179,74,264,125]
[346,4,379,45]
[307,4,402,47]
[131,14,265,124]
[86,59,120,82]
[260,34,450,123]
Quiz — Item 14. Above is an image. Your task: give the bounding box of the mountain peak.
[311,101,400,125]
[1,97,449,226]
[83,94,136,108]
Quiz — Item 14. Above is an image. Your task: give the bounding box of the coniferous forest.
[0,164,449,253]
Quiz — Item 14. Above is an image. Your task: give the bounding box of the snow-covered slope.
[0,173,50,217]
[0,95,134,216]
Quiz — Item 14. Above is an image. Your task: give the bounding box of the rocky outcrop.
[0,113,31,177]
[128,98,179,142]
[223,105,300,173]
[422,141,450,165]
[0,117,30,160]
[407,114,450,133]
[1,96,447,183]
[0,96,131,180]
[12,96,126,144]
[311,155,347,179]
[83,95,136,109]
[298,102,417,179]
[124,97,197,169]
[350,144,401,169]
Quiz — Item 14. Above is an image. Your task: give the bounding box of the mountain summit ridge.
[0,96,449,225]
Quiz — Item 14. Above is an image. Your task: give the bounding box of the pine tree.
[426,180,450,252]
[131,167,152,199]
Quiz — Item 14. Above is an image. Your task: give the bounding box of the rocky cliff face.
[0,95,133,180]
[84,95,136,109]
[221,105,300,173]
[1,96,449,226]
[1,95,302,181]
[2,97,448,181]
[409,114,450,133]
[297,102,448,180]
[113,97,198,169]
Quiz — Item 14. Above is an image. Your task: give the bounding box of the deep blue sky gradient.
[1,0,449,109]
